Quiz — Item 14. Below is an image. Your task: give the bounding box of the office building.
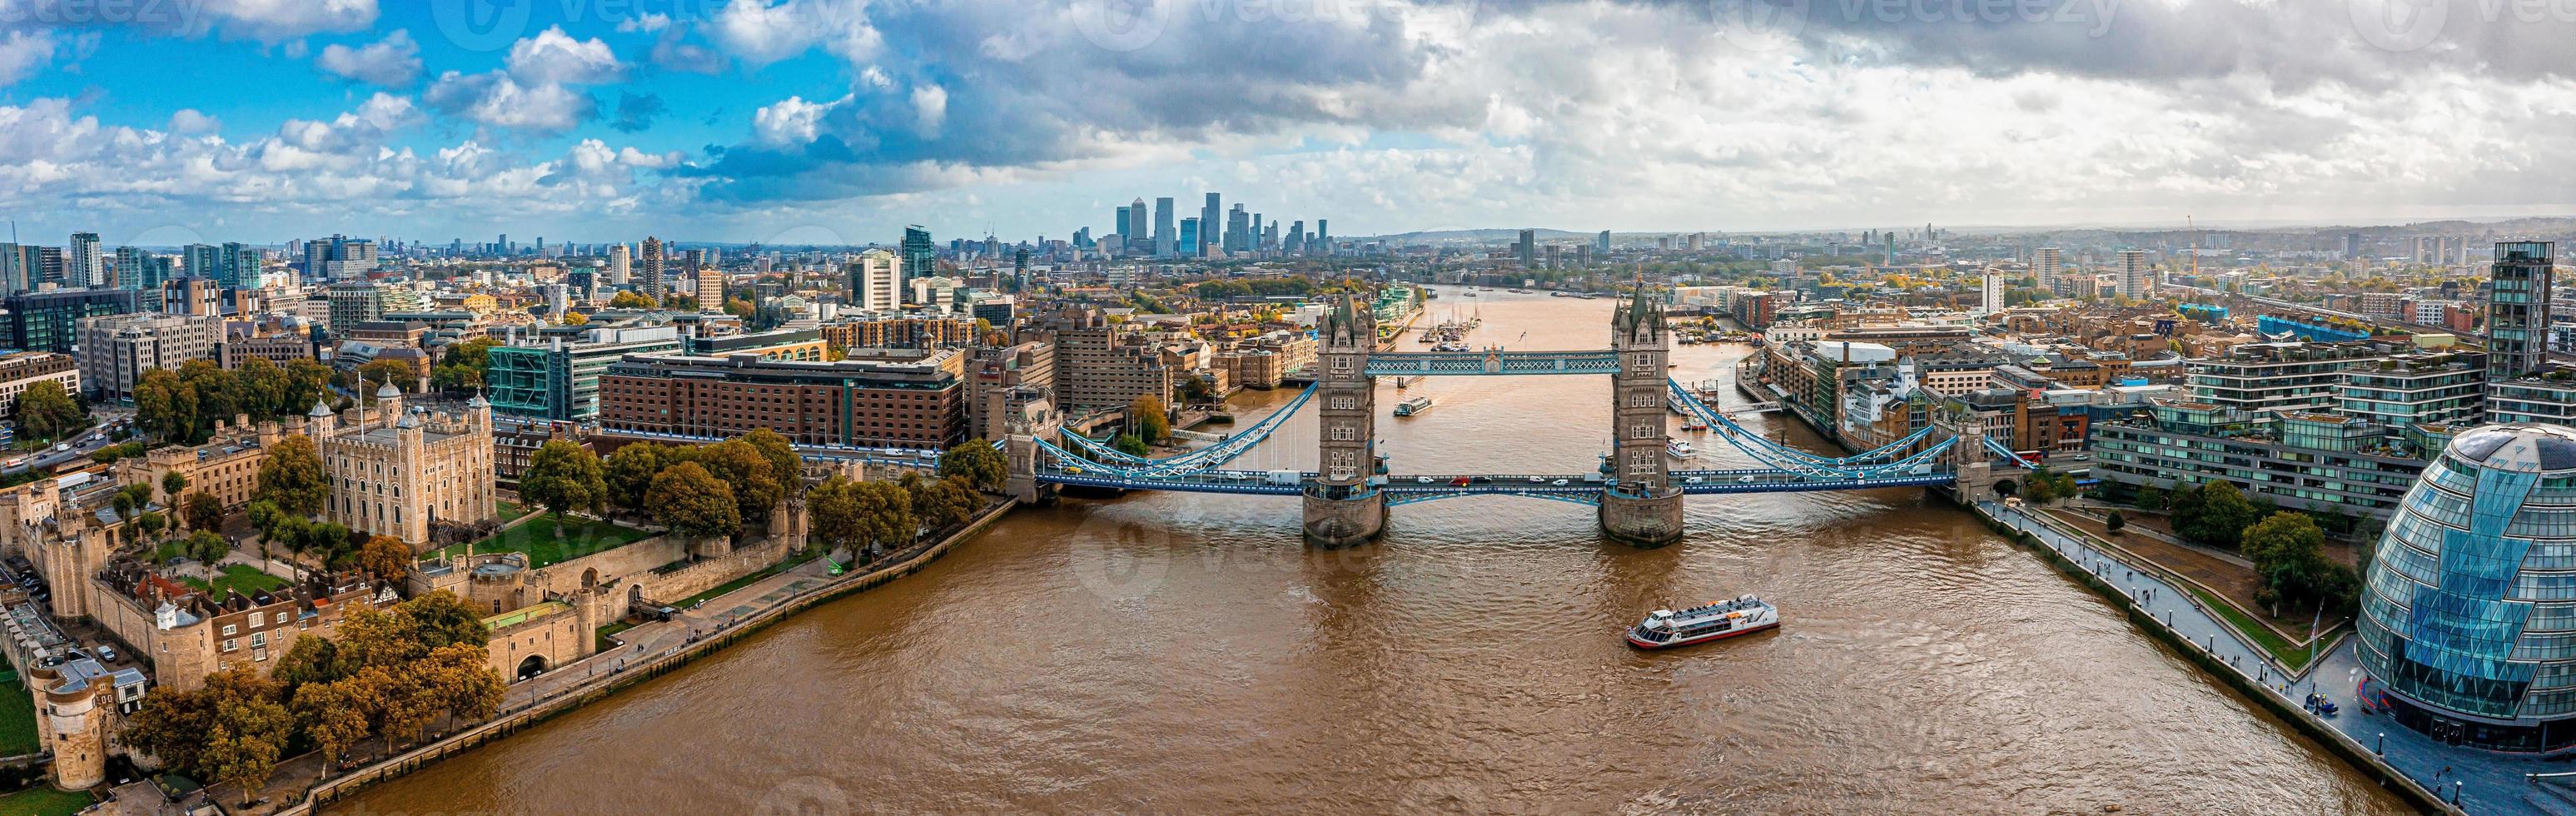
[1200,193,1221,254]
[1154,198,1176,257]
[1179,218,1201,257]
[75,313,224,401]
[902,226,936,291]
[0,351,79,419]
[485,324,684,420]
[846,249,902,312]
[1516,229,1535,266]
[2089,399,2431,520]
[4,288,153,353]
[1597,230,1612,255]
[2358,424,2576,751]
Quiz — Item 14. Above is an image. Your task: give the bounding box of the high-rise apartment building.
[2035,247,2062,293]
[608,243,631,285]
[1981,265,2006,314]
[2116,249,2152,300]
[640,236,667,301]
[75,313,224,401]
[1597,230,1612,255]
[68,232,103,287]
[2489,241,2553,382]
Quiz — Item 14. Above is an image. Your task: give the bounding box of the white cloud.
[0,30,54,87]
[316,29,420,86]
[618,12,674,33]
[167,109,221,134]
[909,84,946,138]
[709,0,882,67]
[507,26,624,85]
[425,71,598,133]
[753,95,846,146]
[198,0,379,40]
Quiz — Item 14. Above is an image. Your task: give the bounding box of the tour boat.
[1395,396,1435,416]
[1627,595,1779,649]
[1681,418,1708,432]
[1665,438,1697,460]
[1551,291,1571,297]
[1508,287,1530,294]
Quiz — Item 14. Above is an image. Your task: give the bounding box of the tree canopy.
[255,434,330,518]
[11,379,85,443]
[938,439,1007,492]
[649,462,741,542]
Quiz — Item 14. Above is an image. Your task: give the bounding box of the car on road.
[1527,475,1544,483]
[1549,479,1569,486]
[1738,475,1757,483]
[1683,476,1703,485]
[1416,476,1433,484]
[52,443,68,452]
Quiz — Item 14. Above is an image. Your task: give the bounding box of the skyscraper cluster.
[1107,192,1329,259]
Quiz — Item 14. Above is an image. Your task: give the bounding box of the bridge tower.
[1933,403,2002,504]
[1305,293,1386,546]
[1599,285,1684,545]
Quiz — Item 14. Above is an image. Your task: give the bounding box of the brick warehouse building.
[594,348,968,450]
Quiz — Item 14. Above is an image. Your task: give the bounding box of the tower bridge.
[1004,288,2025,547]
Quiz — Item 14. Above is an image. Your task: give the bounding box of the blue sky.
[4,0,2576,246]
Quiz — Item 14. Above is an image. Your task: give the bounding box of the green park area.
[436,513,652,570]
[177,565,292,602]
[0,787,92,816]
[1,670,37,757]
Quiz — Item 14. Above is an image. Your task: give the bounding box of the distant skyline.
[7,2,2576,244]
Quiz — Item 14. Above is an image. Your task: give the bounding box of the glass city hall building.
[2360,425,2576,751]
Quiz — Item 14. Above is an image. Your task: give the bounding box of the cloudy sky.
[1,0,2573,246]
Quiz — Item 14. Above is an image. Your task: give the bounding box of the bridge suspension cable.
[1664,380,1937,478]
[1984,436,2044,470]
[1054,383,1317,475]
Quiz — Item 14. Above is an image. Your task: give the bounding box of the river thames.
[340,289,2406,814]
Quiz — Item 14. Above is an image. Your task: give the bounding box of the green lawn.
[177,565,292,602]
[2186,583,2319,671]
[437,514,651,570]
[0,671,37,757]
[0,786,92,816]
[496,499,525,520]
[594,620,636,653]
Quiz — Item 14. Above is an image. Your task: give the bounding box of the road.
[3,412,132,476]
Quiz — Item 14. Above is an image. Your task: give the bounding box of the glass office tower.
[2359,424,2576,751]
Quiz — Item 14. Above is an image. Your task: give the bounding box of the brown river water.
[337,289,2404,814]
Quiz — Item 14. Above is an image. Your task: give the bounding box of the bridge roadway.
[1033,468,1958,500]
[1364,349,1622,376]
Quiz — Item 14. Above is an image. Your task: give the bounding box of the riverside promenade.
[1986,500,2559,814]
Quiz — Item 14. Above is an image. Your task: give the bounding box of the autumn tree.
[697,439,782,534]
[161,470,190,506]
[850,480,915,558]
[648,462,741,544]
[602,442,669,515]
[255,434,329,517]
[291,680,370,768]
[609,290,658,308]
[939,438,1007,492]
[1127,396,1170,444]
[805,475,862,555]
[359,358,417,393]
[183,490,225,534]
[520,440,608,539]
[186,530,231,585]
[11,379,85,443]
[359,535,413,586]
[913,475,979,532]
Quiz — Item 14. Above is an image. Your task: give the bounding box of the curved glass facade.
[2359,425,2576,751]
